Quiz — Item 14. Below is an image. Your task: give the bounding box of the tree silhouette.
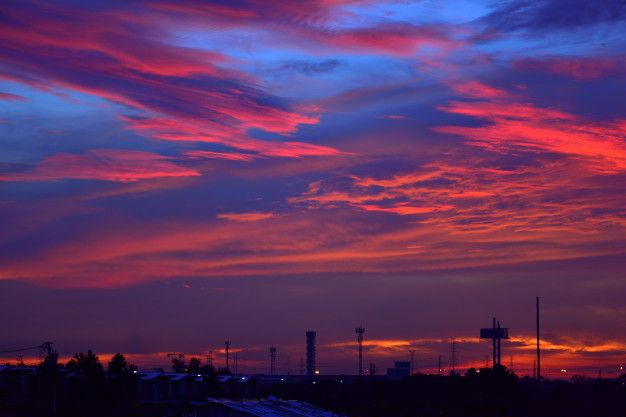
[200,363,217,376]
[37,347,60,414]
[64,350,105,412]
[171,357,186,373]
[106,353,138,412]
[188,357,202,373]
[107,352,137,378]
[66,350,104,378]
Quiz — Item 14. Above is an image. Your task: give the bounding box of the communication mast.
[450,339,457,374]
[306,331,316,375]
[269,347,277,375]
[355,327,365,376]
[225,341,231,372]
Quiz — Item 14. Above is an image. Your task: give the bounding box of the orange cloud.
[217,212,275,222]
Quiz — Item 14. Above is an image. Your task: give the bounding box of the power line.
[0,343,50,354]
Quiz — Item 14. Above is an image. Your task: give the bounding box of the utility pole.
[41,342,57,414]
[306,331,316,376]
[497,321,502,366]
[492,317,497,366]
[409,349,415,375]
[536,296,541,382]
[269,347,277,376]
[225,341,231,373]
[438,355,442,376]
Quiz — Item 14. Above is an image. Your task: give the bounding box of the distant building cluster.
[386,361,411,378]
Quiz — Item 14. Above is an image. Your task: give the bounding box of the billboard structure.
[480,318,509,367]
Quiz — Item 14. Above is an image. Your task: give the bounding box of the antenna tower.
[225,341,231,372]
[450,339,457,374]
[269,347,277,375]
[355,327,365,376]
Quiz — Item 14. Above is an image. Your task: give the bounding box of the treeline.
[265,366,626,417]
[2,353,626,417]
[1,350,222,417]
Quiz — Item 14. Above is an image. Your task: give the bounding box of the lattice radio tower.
[355,327,365,376]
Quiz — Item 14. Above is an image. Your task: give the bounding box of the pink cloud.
[122,115,342,158]
[0,149,200,182]
[148,2,460,56]
[183,150,258,162]
[449,81,508,99]
[435,95,626,171]
[0,1,338,159]
[0,91,27,101]
[514,56,620,80]
[319,24,461,55]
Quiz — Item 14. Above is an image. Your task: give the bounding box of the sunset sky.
[1,0,625,378]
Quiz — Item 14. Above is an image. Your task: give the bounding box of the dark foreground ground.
[2,361,625,417]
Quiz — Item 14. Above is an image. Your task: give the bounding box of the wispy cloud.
[217,212,275,222]
[0,150,200,182]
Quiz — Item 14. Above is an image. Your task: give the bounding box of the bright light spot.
[315,370,320,375]
[560,369,567,373]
